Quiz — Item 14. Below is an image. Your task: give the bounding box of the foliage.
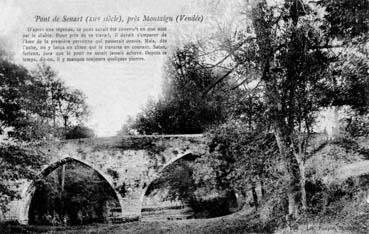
[0,59,90,141]
[306,141,363,186]
[0,55,50,215]
[203,120,278,191]
[207,0,369,218]
[301,135,369,225]
[343,111,369,138]
[146,158,237,217]
[64,125,95,139]
[145,119,282,218]
[318,0,369,40]
[0,144,46,215]
[0,49,91,216]
[128,0,369,225]
[194,119,281,215]
[127,44,239,134]
[138,0,369,223]
[158,161,195,202]
[0,58,48,140]
[324,52,369,113]
[32,63,90,132]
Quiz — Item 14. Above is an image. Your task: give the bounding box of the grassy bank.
[0,209,359,234]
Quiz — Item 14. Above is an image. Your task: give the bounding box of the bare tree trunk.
[274,129,300,219]
[61,164,65,193]
[288,192,297,218]
[249,97,253,131]
[322,192,329,214]
[252,182,258,209]
[260,180,265,199]
[295,153,307,211]
[300,167,307,211]
[51,89,56,137]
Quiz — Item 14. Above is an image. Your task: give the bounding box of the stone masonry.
[2,134,208,224]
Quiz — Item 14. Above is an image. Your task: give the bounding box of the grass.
[0,210,360,234]
[0,210,269,234]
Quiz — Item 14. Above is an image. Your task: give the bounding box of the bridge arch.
[139,152,243,219]
[18,157,124,224]
[139,152,200,215]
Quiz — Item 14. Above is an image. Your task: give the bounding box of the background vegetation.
[1,0,369,233]
[0,50,94,216]
[123,0,369,232]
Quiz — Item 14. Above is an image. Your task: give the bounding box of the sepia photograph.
[0,0,369,233]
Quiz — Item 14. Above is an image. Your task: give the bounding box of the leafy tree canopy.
[125,44,244,135]
[0,47,91,215]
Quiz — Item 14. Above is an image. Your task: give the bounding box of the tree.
[32,64,90,137]
[198,120,280,209]
[0,145,46,215]
[0,58,47,140]
[318,0,369,40]
[0,61,90,141]
[201,0,369,220]
[0,54,48,214]
[128,44,237,134]
[0,50,90,214]
[55,88,89,130]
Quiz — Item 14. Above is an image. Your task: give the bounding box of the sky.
[0,0,245,136]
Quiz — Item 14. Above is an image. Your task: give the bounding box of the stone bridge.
[3,134,208,224]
